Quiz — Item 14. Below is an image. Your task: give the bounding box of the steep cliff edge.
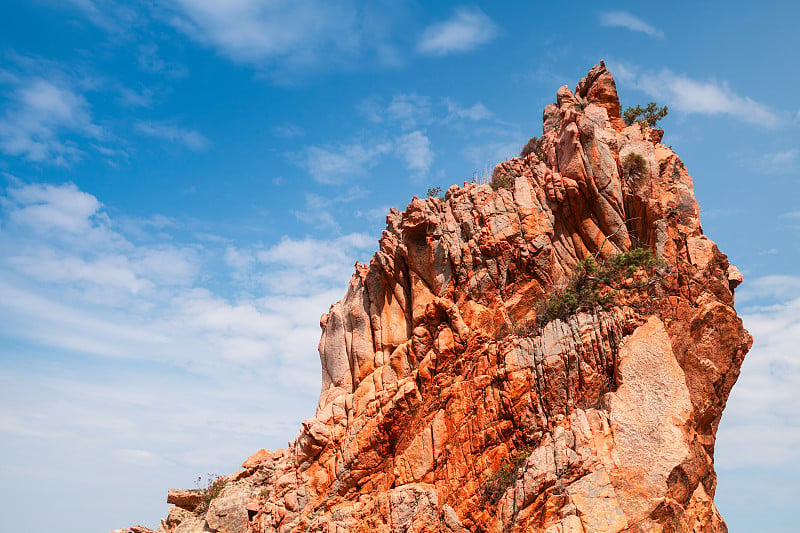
[116,63,752,533]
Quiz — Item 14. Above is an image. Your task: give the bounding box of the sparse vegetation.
[534,248,666,326]
[427,186,443,199]
[520,136,547,161]
[623,102,668,128]
[520,137,537,158]
[490,171,513,190]
[510,318,537,337]
[483,445,534,504]
[194,474,227,516]
[621,153,648,184]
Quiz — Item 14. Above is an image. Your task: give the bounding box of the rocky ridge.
[115,62,752,533]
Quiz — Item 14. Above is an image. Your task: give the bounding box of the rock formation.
[115,63,752,533]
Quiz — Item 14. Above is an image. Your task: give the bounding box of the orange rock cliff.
[113,63,752,533]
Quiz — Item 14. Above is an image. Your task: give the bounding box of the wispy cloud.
[347,93,506,181]
[62,0,141,33]
[716,279,800,469]
[134,120,210,151]
[291,188,369,232]
[613,63,781,127]
[761,149,798,173]
[136,43,188,78]
[297,129,434,184]
[0,76,102,164]
[361,93,493,128]
[0,179,375,374]
[417,7,498,56]
[118,86,154,108]
[599,11,664,38]
[395,130,434,175]
[156,0,409,77]
[271,123,305,138]
[386,94,433,130]
[736,148,798,175]
[444,99,492,121]
[461,138,522,171]
[297,141,393,184]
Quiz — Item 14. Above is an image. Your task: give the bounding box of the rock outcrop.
[116,62,751,533]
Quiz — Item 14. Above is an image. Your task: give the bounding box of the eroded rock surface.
[117,63,751,533]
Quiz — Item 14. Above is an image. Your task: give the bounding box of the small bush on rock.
[490,171,512,190]
[520,136,548,161]
[427,186,443,199]
[534,248,665,326]
[623,102,668,127]
[622,153,648,184]
[194,474,227,516]
[483,445,533,504]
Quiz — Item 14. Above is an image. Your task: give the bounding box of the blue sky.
[0,2,798,532]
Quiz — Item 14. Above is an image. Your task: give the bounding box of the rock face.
[120,63,751,533]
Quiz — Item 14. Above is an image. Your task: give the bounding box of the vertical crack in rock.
[119,62,753,533]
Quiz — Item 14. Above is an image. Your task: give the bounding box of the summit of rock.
[115,63,752,533]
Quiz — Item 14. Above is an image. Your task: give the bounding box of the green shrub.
[535,257,609,324]
[194,474,227,516]
[483,446,533,504]
[490,171,512,190]
[621,153,648,184]
[534,248,664,326]
[623,102,668,127]
[606,247,662,276]
[520,136,548,161]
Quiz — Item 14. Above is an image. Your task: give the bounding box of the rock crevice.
[117,62,751,533]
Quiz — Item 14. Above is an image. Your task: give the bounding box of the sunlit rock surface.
[116,63,751,533]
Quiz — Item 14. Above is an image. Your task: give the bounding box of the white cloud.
[614,63,780,127]
[444,99,492,121]
[271,123,305,138]
[358,97,385,124]
[0,77,102,164]
[63,0,140,33]
[599,11,664,38]
[290,187,370,233]
[0,179,376,376]
[136,43,188,78]
[118,86,154,108]
[461,138,521,170]
[417,7,498,56]
[298,130,434,184]
[135,120,210,151]
[395,130,434,175]
[716,282,800,469]
[387,94,432,130]
[298,141,392,184]
[760,149,798,173]
[735,275,800,305]
[360,94,495,130]
[5,181,103,235]
[92,143,130,161]
[159,0,383,75]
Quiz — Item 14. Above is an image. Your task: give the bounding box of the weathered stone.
[117,63,751,533]
[166,489,203,511]
[242,448,272,469]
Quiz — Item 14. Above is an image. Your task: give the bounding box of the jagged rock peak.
[115,63,752,533]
